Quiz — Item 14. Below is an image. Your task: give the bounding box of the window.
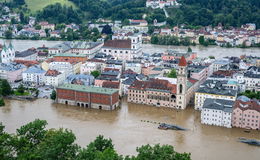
[179,84,183,94]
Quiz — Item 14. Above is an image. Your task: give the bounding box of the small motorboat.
[238,138,260,146]
[158,123,187,131]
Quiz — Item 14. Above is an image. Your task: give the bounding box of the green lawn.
[25,0,76,13]
[14,91,30,96]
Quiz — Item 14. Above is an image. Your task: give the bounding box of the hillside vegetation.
[2,0,260,28]
[167,0,260,28]
[25,0,76,13]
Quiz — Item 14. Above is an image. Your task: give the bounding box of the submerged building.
[127,56,197,109]
[56,84,119,110]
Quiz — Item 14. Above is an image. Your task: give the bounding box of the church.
[0,43,15,63]
[127,56,197,109]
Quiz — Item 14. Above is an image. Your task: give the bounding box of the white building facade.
[22,66,46,86]
[201,98,234,128]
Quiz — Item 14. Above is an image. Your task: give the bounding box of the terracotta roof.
[213,70,235,77]
[14,60,39,67]
[234,99,260,112]
[129,79,177,94]
[104,40,131,49]
[188,78,198,84]
[178,56,187,66]
[102,81,120,89]
[45,69,61,77]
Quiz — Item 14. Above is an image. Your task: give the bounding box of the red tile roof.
[104,40,131,49]
[45,69,61,77]
[213,70,236,77]
[234,99,260,112]
[179,56,187,66]
[188,78,198,84]
[130,79,177,94]
[102,81,120,89]
[14,60,39,67]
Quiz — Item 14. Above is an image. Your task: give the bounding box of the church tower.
[176,56,187,109]
[0,43,15,63]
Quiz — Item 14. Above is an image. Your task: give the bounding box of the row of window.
[103,49,129,54]
[233,122,258,127]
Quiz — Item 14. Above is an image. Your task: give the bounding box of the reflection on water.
[0,98,259,160]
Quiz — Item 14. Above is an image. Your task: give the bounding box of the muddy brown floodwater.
[0,99,259,160]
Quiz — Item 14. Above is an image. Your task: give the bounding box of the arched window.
[179,84,183,94]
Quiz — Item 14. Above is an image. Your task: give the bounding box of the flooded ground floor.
[0,99,259,160]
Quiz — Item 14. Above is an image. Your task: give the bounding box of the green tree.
[133,144,191,160]
[35,128,79,159]
[4,30,12,39]
[0,79,12,96]
[17,24,23,31]
[77,135,122,160]
[240,90,260,100]
[0,120,191,159]
[35,25,41,30]
[0,98,5,107]
[167,69,177,78]
[208,56,215,59]
[188,47,192,52]
[17,84,25,94]
[91,70,100,78]
[122,19,130,26]
[55,24,66,30]
[11,18,17,24]
[199,36,205,45]
[102,24,113,35]
[13,0,25,6]
[0,122,13,159]
[151,35,159,44]
[50,90,56,100]
[15,119,48,158]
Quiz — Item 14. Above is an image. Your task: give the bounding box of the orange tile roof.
[14,60,39,67]
[45,69,61,77]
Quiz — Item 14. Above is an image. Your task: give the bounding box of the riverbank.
[0,98,259,160]
[2,37,260,49]
[1,39,260,58]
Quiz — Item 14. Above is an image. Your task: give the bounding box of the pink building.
[232,96,260,130]
[0,63,27,83]
[189,65,209,84]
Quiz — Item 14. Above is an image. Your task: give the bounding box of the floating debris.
[158,123,188,131]
[238,138,260,146]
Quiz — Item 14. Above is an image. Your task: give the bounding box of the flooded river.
[0,99,259,160]
[0,39,259,58]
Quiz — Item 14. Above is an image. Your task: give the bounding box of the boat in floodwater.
[158,123,187,131]
[238,138,260,146]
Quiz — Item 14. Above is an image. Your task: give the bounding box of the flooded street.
[0,99,259,160]
[0,39,259,58]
